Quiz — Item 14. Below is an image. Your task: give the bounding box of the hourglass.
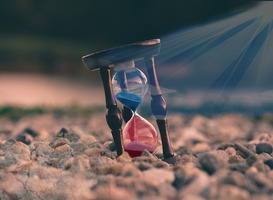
[82,39,177,163]
[112,61,158,157]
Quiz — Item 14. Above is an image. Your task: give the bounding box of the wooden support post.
[100,67,124,156]
[145,57,175,160]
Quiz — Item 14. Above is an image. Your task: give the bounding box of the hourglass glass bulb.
[123,114,158,157]
[112,61,148,112]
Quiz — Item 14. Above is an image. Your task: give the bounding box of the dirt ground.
[1,73,273,200]
[1,111,273,200]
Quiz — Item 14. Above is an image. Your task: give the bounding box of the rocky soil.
[1,112,273,200]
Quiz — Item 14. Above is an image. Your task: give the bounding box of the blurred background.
[1,0,263,114]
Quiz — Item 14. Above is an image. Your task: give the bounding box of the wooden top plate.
[82,39,161,71]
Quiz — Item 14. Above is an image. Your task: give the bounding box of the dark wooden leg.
[145,57,176,163]
[100,67,124,156]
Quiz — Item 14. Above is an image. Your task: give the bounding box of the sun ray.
[210,21,273,91]
[254,20,273,89]
[155,1,273,110]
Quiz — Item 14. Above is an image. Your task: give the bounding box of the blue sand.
[116,92,142,112]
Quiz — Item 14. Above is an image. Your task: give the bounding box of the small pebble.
[1,139,16,150]
[198,153,226,175]
[190,143,211,154]
[70,143,88,155]
[0,149,4,156]
[175,164,210,195]
[56,128,69,137]
[175,146,192,156]
[34,143,54,158]
[103,141,116,151]
[154,153,164,160]
[246,155,258,166]
[16,134,33,145]
[247,171,273,189]
[137,162,153,171]
[174,154,197,166]
[49,137,70,148]
[253,160,270,174]
[264,159,273,169]
[217,143,234,150]
[141,149,157,158]
[257,153,272,161]
[245,143,256,153]
[157,183,177,200]
[152,160,170,168]
[225,147,236,156]
[22,128,39,137]
[132,153,157,164]
[0,171,6,181]
[10,142,30,155]
[256,143,273,154]
[163,155,181,165]
[222,171,250,188]
[55,144,72,153]
[121,164,142,177]
[235,143,256,159]
[100,149,116,159]
[116,152,132,162]
[66,133,81,143]
[84,148,101,157]
[179,194,205,200]
[250,194,273,200]
[115,177,134,188]
[3,151,17,166]
[89,142,102,149]
[217,185,250,200]
[228,155,245,164]
[258,133,271,143]
[89,157,116,175]
[142,168,175,185]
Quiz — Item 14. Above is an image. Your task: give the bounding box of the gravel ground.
[1,112,273,200]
